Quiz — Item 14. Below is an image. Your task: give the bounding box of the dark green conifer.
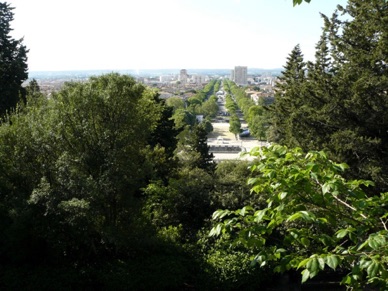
[0,2,28,116]
[270,0,388,192]
[270,44,307,145]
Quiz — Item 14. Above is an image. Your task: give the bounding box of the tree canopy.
[211,145,388,289]
[270,0,388,192]
[0,2,28,116]
[210,0,388,289]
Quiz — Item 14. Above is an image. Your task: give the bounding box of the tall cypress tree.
[0,2,28,116]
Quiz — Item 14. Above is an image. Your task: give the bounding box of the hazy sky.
[10,0,346,72]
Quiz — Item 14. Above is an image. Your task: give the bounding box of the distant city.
[28,68,282,80]
[27,67,283,101]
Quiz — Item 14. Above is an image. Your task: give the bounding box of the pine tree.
[0,2,28,116]
[326,0,388,191]
[270,0,388,192]
[191,123,216,173]
[148,96,181,183]
[270,44,307,146]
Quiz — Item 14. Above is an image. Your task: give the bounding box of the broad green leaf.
[301,237,310,247]
[301,269,310,283]
[298,258,310,269]
[357,240,368,251]
[212,209,230,220]
[325,255,340,270]
[209,223,222,237]
[317,217,328,224]
[341,275,352,285]
[359,258,372,269]
[268,219,278,229]
[333,162,349,172]
[247,177,258,185]
[279,192,287,200]
[318,257,325,271]
[287,212,302,222]
[336,229,348,239]
[368,234,386,250]
[309,257,319,274]
[322,183,331,195]
[367,261,380,278]
[254,209,267,222]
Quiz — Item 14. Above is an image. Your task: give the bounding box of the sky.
[10,0,347,72]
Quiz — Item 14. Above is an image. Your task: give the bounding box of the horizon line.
[29,67,283,73]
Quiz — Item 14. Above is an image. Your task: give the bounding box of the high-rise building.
[232,66,247,85]
[179,69,188,84]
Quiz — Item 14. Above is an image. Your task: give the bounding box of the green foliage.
[224,94,237,114]
[178,123,216,173]
[144,167,214,237]
[293,0,311,6]
[270,0,388,192]
[0,2,28,116]
[173,108,197,130]
[249,112,269,141]
[229,115,241,138]
[166,96,185,112]
[202,118,214,134]
[270,44,306,145]
[224,79,270,140]
[210,144,388,289]
[200,97,219,118]
[0,73,165,267]
[147,96,181,183]
[212,160,255,209]
[199,239,271,290]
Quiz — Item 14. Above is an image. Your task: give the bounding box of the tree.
[270,44,306,146]
[0,2,28,116]
[228,115,241,140]
[247,105,270,141]
[212,160,253,209]
[210,145,388,290]
[172,108,197,129]
[270,0,388,192]
[183,123,216,173]
[25,79,40,95]
[200,97,219,118]
[293,0,311,5]
[147,95,181,183]
[0,73,164,270]
[292,0,388,5]
[166,96,185,112]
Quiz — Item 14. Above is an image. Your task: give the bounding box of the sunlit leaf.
[336,229,348,239]
[367,261,380,278]
[301,269,310,283]
[325,255,340,270]
[254,209,267,222]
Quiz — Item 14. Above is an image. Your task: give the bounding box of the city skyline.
[11,0,346,72]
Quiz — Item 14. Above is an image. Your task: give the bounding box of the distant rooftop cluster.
[25,68,281,97]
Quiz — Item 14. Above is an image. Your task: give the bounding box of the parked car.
[239,129,250,137]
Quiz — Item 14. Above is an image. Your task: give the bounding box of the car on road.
[239,129,250,137]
